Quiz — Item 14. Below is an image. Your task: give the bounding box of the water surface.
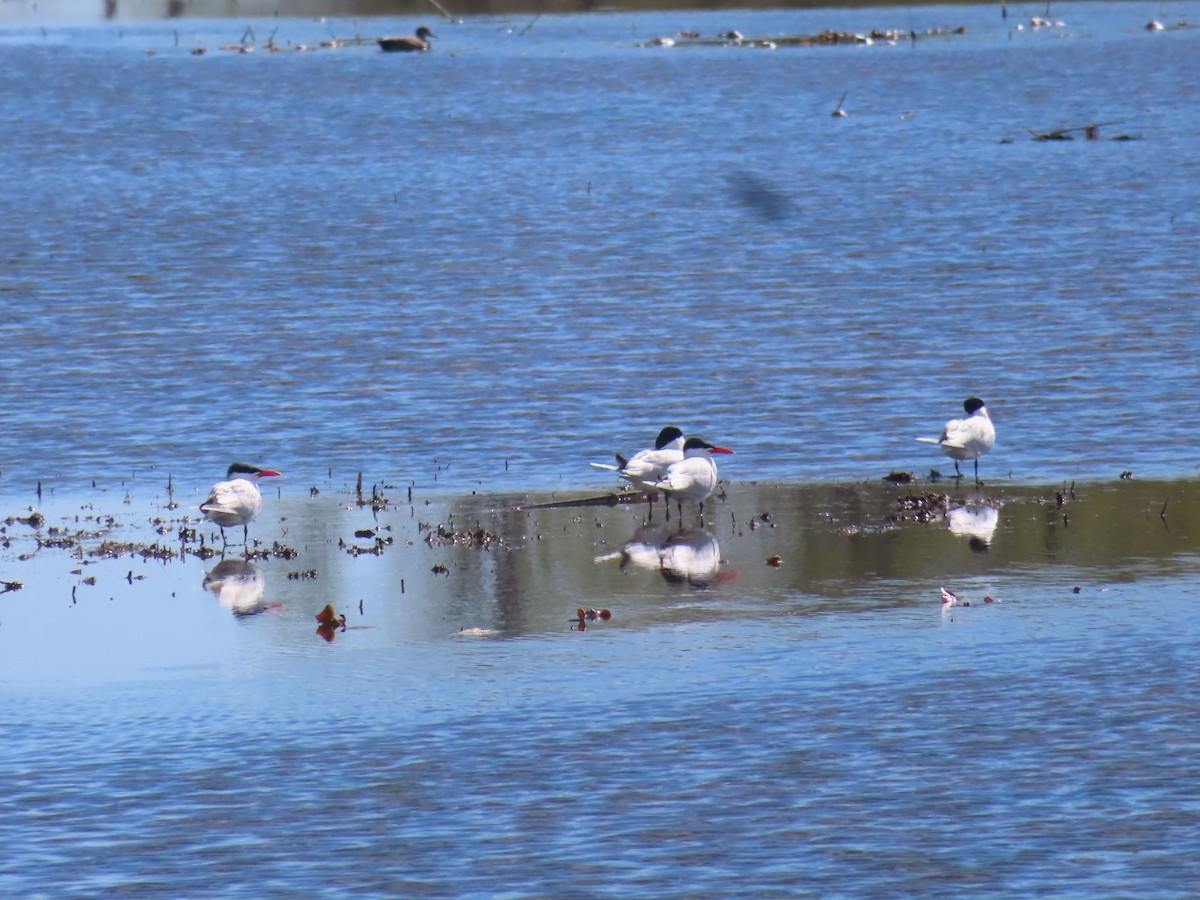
[2,4,1200,895]
[1,2,1198,494]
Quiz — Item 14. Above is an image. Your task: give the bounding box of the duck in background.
[377,26,436,52]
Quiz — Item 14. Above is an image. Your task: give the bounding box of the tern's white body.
[591,426,685,491]
[201,463,281,545]
[202,478,263,528]
[651,437,734,505]
[917,398,995,481]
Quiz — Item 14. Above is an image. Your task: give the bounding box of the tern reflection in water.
[946,503,1000,551]
[202,559,277,616]
[596,524,723,587]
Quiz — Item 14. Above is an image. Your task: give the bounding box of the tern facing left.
[651,437,734,520]
[917,397,995,483]
[591,425,685,491]
[201,462,282,547]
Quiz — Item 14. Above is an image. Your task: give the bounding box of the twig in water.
[1160,499,1169,520]
[425,0,459,24]
[519,14,541,37]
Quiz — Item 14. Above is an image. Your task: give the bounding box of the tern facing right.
[650,436,734,520]
[201,462,282,547]
[917,397,996,483]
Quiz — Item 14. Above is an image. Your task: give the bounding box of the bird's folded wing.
[590,463,621,472]
[915,437,942,445]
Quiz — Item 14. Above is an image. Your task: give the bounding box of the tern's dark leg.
[974,458,981,486]
[243,524,249,545]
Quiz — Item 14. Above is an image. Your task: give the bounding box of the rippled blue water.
[2,2,1198,495]
[3,4,1200,895]
[5,569,1200,897]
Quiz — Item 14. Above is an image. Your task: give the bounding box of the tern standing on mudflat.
[651,437,734,521]
[917,397,996,483]
[201,462,282,546]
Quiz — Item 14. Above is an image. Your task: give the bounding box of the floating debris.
[882,471,916,484]
[640,25,966,49]
[766,555,783,568]
[518,491,655,511]
[315,603,343,625]
[574,607,612,630]
[940,586,958,607]
[245,541,299,561]
[421,521,507,550]
[893,493,950,524]
[6,512,45,529]
[748,512,774,530]
[1028,121,1138,141]
[315,603,347,641]
[90,539,178,562]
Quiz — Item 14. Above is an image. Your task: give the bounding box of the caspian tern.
[590,426,685,491]
[200,462,281,547]
[650,437,734,520]
[917,397,996,484]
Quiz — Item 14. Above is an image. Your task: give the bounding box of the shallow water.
[3,3,1200,895]
[3,474,1200,895]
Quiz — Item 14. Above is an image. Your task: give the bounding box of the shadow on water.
[1,473,1196,681]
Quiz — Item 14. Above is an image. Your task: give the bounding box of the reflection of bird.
[201,463,281,547]
[594,523,673,571]
[917,398,995,483]
[947,504,999,547]
[202,559,271,616]
[591,426,685,491]
[658,527,721,587]
[651,437,734,520]
[377,26,435,52]
[595,524,722,587]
